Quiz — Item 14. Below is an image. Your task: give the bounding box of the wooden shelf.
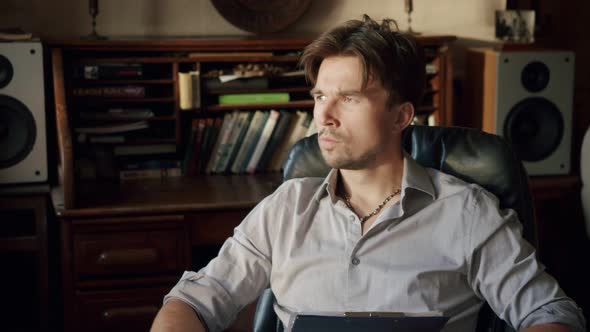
[182,55,300,63]
[72,97,176,103]
[205,87,310,95]
[72,79,174,85]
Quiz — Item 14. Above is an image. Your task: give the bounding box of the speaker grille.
[0,55,14,89]
[0,95,37,168]
[503,97,563,162]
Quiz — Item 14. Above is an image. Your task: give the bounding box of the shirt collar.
[313,152,436,203]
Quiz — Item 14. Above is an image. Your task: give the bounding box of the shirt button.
[349,215,356,222]
[351,257,360,265]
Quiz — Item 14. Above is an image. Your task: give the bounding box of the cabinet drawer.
[75,288,166,332]
[74,228,186,280]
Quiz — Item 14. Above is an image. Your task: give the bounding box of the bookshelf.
[48,35,455,332]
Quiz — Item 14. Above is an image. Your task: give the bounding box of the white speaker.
[0,41,47,184]
[466,49,574,176]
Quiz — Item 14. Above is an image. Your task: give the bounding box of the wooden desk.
[52,174,281,332]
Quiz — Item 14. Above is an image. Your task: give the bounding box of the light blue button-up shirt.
[165,155,585,332]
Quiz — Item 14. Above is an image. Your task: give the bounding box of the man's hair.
[300,14,426,108]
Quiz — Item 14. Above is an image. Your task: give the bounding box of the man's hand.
[521,323,573,332]
[150,299,207,332]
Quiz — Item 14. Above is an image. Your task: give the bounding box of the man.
[151,16,585,332]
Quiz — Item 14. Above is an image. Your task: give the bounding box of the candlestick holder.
[404,0,420,35]
[84,0,107,39]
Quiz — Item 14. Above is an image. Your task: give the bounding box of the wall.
[1,0,505,40]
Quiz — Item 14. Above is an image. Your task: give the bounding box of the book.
[182,119,200,174]
[113,144,176,156]
[87,135,126,143]
[230,111,267,174]
[246,110,280,174]
[191,71,201,108]
[74,121,149,134]
[269,111,310,171]
[119,167,182,180]
[79,63,143,80]
[256,110,294,172]
[120,159,181,171]
[198,118,222,174]
[78,108,155,121]
[72,86,145,98]
[188,51,274,59]
[218,92,290,105]
[187,119,207,176]
[266,111,301,171]
[305,119,317,137]
[215,112,252,173]
[206,112,236,174]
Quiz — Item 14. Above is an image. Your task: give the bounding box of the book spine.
[182,119,199,174]
[236,111,270,173]
[121,160,182,170]
[72,86,145,98]
[81,64,143,80]
[119,167,182,180]
[246,110,280,174]
[256,110,294,172]
[218,93,290,105]
[230,111,265,174]
[206,113,235,174]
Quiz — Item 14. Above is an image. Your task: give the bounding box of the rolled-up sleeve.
[164,191,279,332]
[466,188,586,332]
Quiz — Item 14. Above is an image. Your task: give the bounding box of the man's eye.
[314,95,326,102]
[343,96,355,103]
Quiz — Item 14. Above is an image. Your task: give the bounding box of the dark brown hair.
[300,14,426,108]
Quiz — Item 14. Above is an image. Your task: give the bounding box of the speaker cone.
[503,97,563,162]
[0,95,37,168]
[0,55,14,89]
[521,61,550,93]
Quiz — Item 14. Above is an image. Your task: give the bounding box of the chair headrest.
[283,125,535,243]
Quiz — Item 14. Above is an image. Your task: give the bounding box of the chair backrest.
[254,125,534,332]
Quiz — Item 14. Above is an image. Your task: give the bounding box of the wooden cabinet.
[75,288,167,332]
[0,186,53,332]
[59,214,190,332]
[48,36,456,332]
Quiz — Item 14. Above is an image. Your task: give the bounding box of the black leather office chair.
[253,125,535,332]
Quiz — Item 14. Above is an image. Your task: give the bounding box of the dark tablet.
[291,314,449,332]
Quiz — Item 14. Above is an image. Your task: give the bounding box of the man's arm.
[150,299,207,332]
[521,323,573,332]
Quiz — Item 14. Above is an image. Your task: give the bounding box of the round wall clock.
[211,0,312,33]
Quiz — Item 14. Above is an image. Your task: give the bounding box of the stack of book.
[182,109,315,176]
[76,63,144,80]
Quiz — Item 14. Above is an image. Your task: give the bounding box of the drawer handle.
[102,305,159,321]
[97,248,159,265]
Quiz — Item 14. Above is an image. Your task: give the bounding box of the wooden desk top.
[52,173,283,218]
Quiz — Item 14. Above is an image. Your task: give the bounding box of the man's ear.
[392,102,415,132]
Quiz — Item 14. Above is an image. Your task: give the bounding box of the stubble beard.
[321,142,381,170]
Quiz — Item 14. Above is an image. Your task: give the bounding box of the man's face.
[311,55,397,170]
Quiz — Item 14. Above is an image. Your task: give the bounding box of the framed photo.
[495,10,535,43]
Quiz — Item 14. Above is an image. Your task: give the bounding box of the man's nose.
[314,98,339,127]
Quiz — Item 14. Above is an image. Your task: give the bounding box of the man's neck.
[338,156,405,210]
